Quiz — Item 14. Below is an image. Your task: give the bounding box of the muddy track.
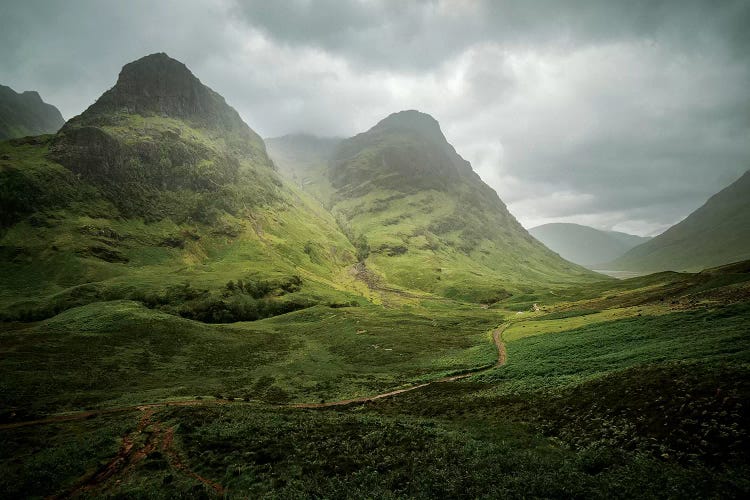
[54,407,225,498]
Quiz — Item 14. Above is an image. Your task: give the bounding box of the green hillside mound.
[607,170,750,272]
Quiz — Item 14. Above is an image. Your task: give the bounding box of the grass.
[1,261,749,498]
[0,299,503,417]
[0,413,136,498]
[485,303,750,392]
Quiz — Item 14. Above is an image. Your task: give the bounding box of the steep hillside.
[529,223,650,267]
[0,53,359,322]
[323,110,601,302]
[0,85,64,140]
[608,170,750,272]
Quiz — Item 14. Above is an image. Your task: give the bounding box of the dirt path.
[7,323,509,497]
[2,323,510,427]
[291,323,508,408]
[54,406,225,498]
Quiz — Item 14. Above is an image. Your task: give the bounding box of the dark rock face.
[330,110,478,193]
[48,53,277,220]
[74,53,249,134]
[0,85,65,140]
[52,125,240,193]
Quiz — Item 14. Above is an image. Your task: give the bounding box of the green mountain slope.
[269,110,601,302]
[0,85,64,140]
[0,53,360,322]
[607,170,750,272]
[529,222,651,267]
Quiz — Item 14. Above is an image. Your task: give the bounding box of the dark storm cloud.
[1,0,748,235]
[232,0,750,69]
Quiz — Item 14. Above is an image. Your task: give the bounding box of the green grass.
[485,304,750,392]
[0,299,502,417]
[0,413,136,498]
[1,260,749,498]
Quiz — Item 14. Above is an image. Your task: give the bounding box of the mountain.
[50,52,276,220]
[0,84,64,140]
[269,111,601,303]
[0,53,359,322]
[607,170,750,272]
[529,223,651,267]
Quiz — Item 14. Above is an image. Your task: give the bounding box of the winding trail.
[1,323,509,429]
[2,324,508,496]
[290,323,508,408]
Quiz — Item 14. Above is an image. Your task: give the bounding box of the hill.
[0,53,361,323]
[324,110,601,302]
[529,222,650,267]
[607,170,750,272]
[0,84,64,140]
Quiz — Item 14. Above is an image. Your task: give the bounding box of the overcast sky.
[2,0,749,235]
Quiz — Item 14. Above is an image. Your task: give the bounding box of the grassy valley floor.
[1,264,749,498]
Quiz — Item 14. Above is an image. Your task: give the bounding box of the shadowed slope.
[608,170,750,272]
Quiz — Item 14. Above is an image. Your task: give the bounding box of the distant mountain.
[0,84,64,140]
[607,170,750,272]
[270,110,600,303]
[529,223,651,267]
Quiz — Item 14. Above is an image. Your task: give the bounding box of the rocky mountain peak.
[69,52,249,134]
[372,110,447,144]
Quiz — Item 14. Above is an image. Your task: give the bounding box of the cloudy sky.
[2,0,749,235]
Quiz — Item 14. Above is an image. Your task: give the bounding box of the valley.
[1,52,748,498]
[2,261,748,498]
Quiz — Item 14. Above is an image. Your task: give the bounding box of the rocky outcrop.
[48,53,277,220]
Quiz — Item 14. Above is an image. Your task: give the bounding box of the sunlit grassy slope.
[0,299,502,417]
[0,132,362,322]
[267,111,603,303]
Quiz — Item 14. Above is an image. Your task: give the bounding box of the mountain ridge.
[49,52,275,221]
[268,110,603,303]
[529,222,651,267]
[0,84,64,140]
